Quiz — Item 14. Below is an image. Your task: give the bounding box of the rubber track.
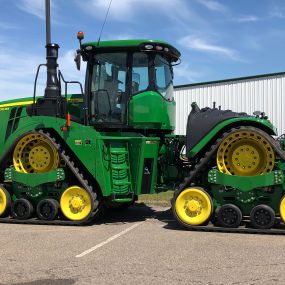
[172,126,285,234]
[0,130,100,226]
[176,222,285,235]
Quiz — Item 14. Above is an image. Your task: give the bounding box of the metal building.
[174,72,285,136]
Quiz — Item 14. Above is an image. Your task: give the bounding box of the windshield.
[154,55,174,101]
[90,52,127,123]
[88,51,175,125]
[131,52,149,94]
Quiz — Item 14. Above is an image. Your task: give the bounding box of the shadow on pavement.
[93,203,184,231]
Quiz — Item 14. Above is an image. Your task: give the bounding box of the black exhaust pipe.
[30,0,65,117]
[44,0,60,99]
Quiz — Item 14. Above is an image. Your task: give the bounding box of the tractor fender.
[187,117,277,159]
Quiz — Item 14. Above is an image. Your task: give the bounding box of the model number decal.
[75,140,82,145]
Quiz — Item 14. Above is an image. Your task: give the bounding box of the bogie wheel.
[13,133,59,173]
[12,198,34,220]
[250,205,275,229]
[174,187,213,226]
[0,186,11,217]
[279,196,285,223]
[215,204,242,228]
[37,199,59,221]
[217,128,275,176]
[60,186,93,221]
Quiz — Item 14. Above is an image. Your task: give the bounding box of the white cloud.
[80,0,191,23]
[0,49,44,101]
[17,0,46,20]
[17,0,57,21]
[196,0,227,13]
[0,21,18,30]
[237,15,259,22]
[270,6,285,19]
[174,62,204,83]
[0,47,85,101]
[179,35,241,61]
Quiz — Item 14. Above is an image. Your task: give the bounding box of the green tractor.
[1,1,285,232]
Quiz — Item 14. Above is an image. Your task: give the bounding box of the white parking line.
[76,221,144,258]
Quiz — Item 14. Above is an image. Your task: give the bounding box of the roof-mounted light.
[85,46,93,51]
[156,45,163,51]
[145,44,154,50]
[77,31,84,40]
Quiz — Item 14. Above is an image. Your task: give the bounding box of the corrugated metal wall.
[174,74,285,136]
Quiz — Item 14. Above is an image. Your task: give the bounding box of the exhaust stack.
[30,0,66,117]
[44,0,60,99]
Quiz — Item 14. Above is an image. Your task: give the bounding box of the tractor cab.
[79,39,181,131]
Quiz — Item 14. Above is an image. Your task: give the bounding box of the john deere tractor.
[1,1,285,232]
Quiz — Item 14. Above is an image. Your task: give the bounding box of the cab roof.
[81,39,181,60]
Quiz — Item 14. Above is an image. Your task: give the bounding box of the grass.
[138,190,174,207]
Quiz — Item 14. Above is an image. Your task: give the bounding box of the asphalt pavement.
[0,204,285,285]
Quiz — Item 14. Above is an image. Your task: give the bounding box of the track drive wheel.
[60,186,93,221]
[250,205,275,229]
[217,128,275,176]
[13,133,59,173]
[0,186,11,217]
[174,187,213,226]
[37,199,59,221]
[215,204,242,228]
[12,199,34,220]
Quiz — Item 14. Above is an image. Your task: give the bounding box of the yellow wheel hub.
[279,196,285,223]
[217,130,275,176]
[13,134,59,173]
[187,200,201,213]
[175,187,213,226]
[0,187,7,216]
[60,186,92,221]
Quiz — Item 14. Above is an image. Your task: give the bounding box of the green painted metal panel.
[0,105,164,198]
[208,169,284,192]
[128,91,175,131]
[5,167,65,187]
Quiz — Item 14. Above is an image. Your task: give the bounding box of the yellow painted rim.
[13,134,59,173]
[280,196,285,223]
[217,130,275,176]
[60,186,92,221]
[0,187,8,216]
[175,187,213,226]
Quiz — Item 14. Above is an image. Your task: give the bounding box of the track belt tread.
[0,213,96,226]
[177,222,285,235]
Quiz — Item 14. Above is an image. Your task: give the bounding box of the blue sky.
[1,0,285,100]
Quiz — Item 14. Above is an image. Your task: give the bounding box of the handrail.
[32,64,46,116]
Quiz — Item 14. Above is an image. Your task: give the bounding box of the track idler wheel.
[279,196,285,223]
[217,128,275,176]
[13,133,59,173]
[215,204,242,228]
[0,186,11,218]
[174,187,213,226]
[37,199,59,221]
[250,205,275,229]
[12,199,34,220]
[60,186,93,221]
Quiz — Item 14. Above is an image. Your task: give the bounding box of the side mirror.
[74,50,81,70]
